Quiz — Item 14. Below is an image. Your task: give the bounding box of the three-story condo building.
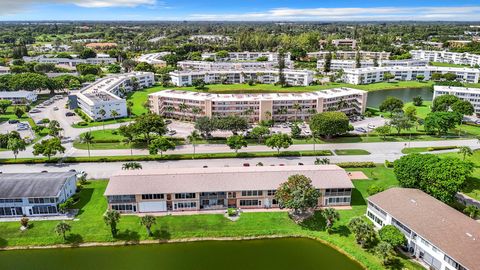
[0,172,77,217]
[367,188,480,270]
[104,165,354,213]
[410,50,480,67]
[148,88,367,122]
[433,85,480,115]
[177,60,293,70]
[317,59,429,71]
[307,51,391,60]
[201,51,291,62]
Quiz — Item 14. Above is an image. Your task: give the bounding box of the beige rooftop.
[105,165,354,196]
[368,188,480,270]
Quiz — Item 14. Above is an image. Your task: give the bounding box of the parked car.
[203,165,208,168]
[298,162,304,166]
[8,119,19,124]
[30,109,41,113]
[279,164,285,166]
[65,112,75,117]
[53,107,59,111]
[165,119,172,124]
[168,130,177,135]
[243,163,250,167]
[355,127,367,133]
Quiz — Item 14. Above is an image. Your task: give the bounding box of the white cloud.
[190,6,480,21]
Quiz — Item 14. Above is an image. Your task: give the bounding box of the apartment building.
[104,165,354,213]
[85,42,118,50]
[136,52,170,67]
[0,172,77,217]
[433,85,480,115]
[169,69,313,87]
[70,72,154,120]
[307,51,391,60]
[23,55,116,67]
[0,66,10,75]
[201,51,291,62]
[189,35,232,44]
[367,188,480,270]
[410,50,480,67]
[343,66,480,85]
[331,39,357,49]
[177,60,294,70]
[317,59,429,71]
[0,91,38,104]
[149,87,367,122]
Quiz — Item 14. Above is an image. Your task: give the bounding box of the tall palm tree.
[187,130,201,159]
[98,109,106,130]
[122,135,135,156]
[122,162,142,170]
[276,107,288,122]
[321,208,340,232]
[458,146,473,161]
[103,210,121,237]
[165,106,175,119]
[292,103,302,122]
[264,110,272,122]
[81,132,94,158]
[140,215,156,236]
[190,106,202,121]
[55,221,71,241]
[178,103,189,121]
[110,110,119,121]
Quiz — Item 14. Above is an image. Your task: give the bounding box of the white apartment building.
[23,55,116,67]
[201,51,291,62]
[189,35,232,43]
[0,66,10,75]
[317,59,429,71]
[433,86,480,115]
[0,91,38,104]
[410,50,480,67]
[343,66,480,85]
[177,60,294,70]
[307,51,391,60]
[367,188,479,270]
[136,52,170,66]
[169,69,313,87]
[71,72,154,120]
[331,39,357,49]
[149,88,367,122]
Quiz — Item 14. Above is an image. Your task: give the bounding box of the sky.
[1,0,480,21]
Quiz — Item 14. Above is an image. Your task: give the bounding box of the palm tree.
[165,106,175,119]
[140,215,156,236]
[276,107,288,122]
[187,130,201,159]
[178,103,189,121]
[264,110,272,123]
[81,132,94,158]
[103,210,121,237]
[244,108,255,122]
[98,109,106,130]
[321,208,340,233]
[374,242,394,266]
[292,103,302,122]
[458,146,473,160]
[123,135,135,156]
[463,205,480,219]
[111,110,119,121]
[190,106,202,121]
[55,221,71,241]
[122,162,142,170]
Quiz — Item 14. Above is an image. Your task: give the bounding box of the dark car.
[243,163,250,167]
[298,162,304,166]
[8,119,19,124]
[65,112,76,117]
[165,119,172,124]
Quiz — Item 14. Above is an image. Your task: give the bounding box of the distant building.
[0,172,77,217]
[0,91,38,104]
[421,41,444,49]
[448,40,472,48]
[433,85,480,115]
[149,87,367,122]
[0,66,10,75]
[317,59,428,71]
[410,50,480,67]
[85,42,118,50]
[343,66,480,85]
[189,35,231,44]
[23,55,116,67]
[307,51,391,60]
[31,43,71,53]
[104,165,354,213]
[71,72,154,120]
[331,39,357,49]
[367,188,480,270]
[201,51,291,62]
[169,69,313,87]
[136,52,170,67]
[177,60,293,70]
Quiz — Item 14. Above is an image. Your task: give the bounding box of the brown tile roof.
[105,165,353,196]
[368,188,480,270]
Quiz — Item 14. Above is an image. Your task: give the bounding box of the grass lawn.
[429,62,470,68]
[334,149,371,155]
[126,85,171,116]
[0,168,423,270]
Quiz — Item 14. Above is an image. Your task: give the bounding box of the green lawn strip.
[126,85,171,116]
[429,62,471,68]
[334,149,371,155]
[401,146,458,154]
[71,117,134,128]
[0,150,334,164]
[0,168,423,270]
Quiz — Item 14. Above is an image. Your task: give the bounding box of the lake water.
[0,238,364,270]
[366,87,433,108]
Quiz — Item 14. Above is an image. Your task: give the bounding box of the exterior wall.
[317,59,429,71]
[411,50,480,67]
[433,86,480,115]
[177,60,290,70]
[308,51,391,60]
[366,201,467,270]
[0,92,38,104]
[201,52,291,62]
[23,56,116,67]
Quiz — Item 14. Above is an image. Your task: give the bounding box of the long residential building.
[136,52,170,66]
[23,55,116,67]
[0,66,11,75]
[317,59,429,71]
[149,87,367,122]
[0,172,77,217]
[169,69,313,87]
[70,72,154,120]
[177,60,293,70]
[201,51,291,62]
[104,165,354,213]
[0,91,38,104]
[433,85,480,115]
[367,188,480,270]
[307,51,391,60]
[343,66,480,85]
[410,50,480,67]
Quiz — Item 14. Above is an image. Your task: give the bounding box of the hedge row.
[336,162,376,168]
[427,146,458,151]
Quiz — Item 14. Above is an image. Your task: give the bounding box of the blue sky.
[1,0,480,21]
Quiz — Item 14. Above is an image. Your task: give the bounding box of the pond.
[0,238,364,270]
[367,87,433,108]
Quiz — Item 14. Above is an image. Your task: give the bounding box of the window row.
[32,205,57,215]
[241,190,263,197]
[0,198,23,204]
[174,202,197,209]
[0,207,23,216]
[28,197,57,204]
[175,193,196,199]
[111,204,136,212]
[239,200,261,206]
[142,194,164,200]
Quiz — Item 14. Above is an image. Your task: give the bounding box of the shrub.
[336,162,375,168]
[427,146,457,151]
[227,208,237,217]
[384,160,394,168]
[367,185,386,195]
[77,121,88,126]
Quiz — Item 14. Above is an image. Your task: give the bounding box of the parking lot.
[0,120,35,141]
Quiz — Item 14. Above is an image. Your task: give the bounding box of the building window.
[142,194,164,200]
[28,197,57,204]
[267,190,276,196]
[239,200,261,206]
[174,201,197,209]
[0,207,23,216]
[175,193,196,199]
[241,190,263,197]
[367,210,383,226]
[0,198,23,203]
[32,205,57,214]
[111,204,135,212]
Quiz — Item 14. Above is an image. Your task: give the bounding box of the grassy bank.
[334,149,371,155]
[0,167,423,270]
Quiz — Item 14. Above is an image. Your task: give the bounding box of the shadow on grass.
[73,187,94,216]
[0,237,7,248]
[66,233,84,246]
[462,176,480,194]
[351,188,367,206]
[331,225,351,237]
[115,229,140,244]
[152,225,171,241]
[299,211,326,231]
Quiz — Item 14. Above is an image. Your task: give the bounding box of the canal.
[366,87,433,108]
[0,238,364,270]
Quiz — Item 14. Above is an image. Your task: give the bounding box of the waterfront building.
[148,87,367,122]
[104,165,354,213]
[410,50,480,67]
[307,51,391,60]
[0,172,77,217]
[433,85,480,115]
[136,52,170,67]
[342,66,480,85]
[316,59,428,71]
[70,72,154,120]
[0,91,38,104]
[169,69,313,87]
[201,51,291,62]
[23,55,116,67]
[367,188,480,270]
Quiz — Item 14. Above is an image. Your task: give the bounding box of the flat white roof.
[344,65,480,74]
